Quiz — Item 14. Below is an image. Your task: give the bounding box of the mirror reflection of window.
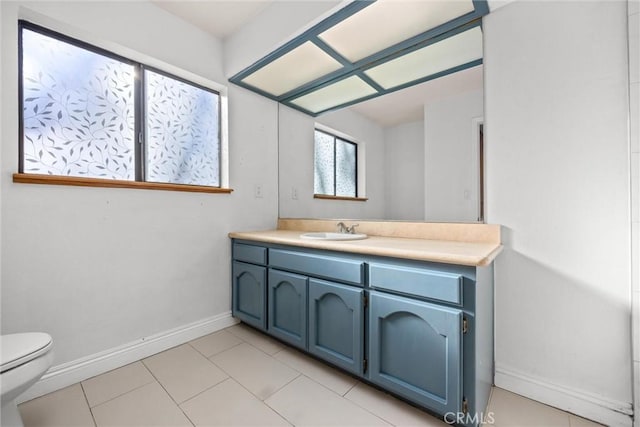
[313,129,357,198]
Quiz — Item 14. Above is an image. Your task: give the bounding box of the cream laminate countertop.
[229,229,502,267]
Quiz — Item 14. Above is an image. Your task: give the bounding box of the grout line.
[236,334,284,357]
[187,338,244,359]
[343,380,360,397]
[84,362,157,410]
[263,371,303,402]
[139,359,182,406]
[263,399,295,427]
[177,376,231,407]
[265,373,396,427]
[139,365,196,427]
[78,382,98,427]
[137,346,235,427]
[271,347,361,398]
[224,324,287,357]
[227,374,272,401]
[336,382,402,427]
[486,385,495,412]
[222,377,295,426]
[88,380,158,411]
[207,344,303,402]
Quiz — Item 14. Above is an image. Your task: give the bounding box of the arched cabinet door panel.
[232,261,267,330]
[368,291,463,415]
[268,269,308,349]
[308,278,363,375]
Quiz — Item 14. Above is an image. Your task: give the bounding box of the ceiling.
[152,1,273,40]
[152,0,485,128]
[348,64,483,127]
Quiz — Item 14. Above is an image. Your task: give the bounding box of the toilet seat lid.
[1,333,53,373]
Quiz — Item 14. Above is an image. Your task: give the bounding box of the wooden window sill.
[314,194,368,202]
[13,173,234,194]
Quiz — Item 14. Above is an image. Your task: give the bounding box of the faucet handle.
[346,224,359,234]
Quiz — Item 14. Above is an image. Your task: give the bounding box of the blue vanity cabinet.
[230,238,495,426]
[268,269,308,349]
[368,291,463,415]
[232,261,267,331]
[232,242,269,331]
[308,278,364,375]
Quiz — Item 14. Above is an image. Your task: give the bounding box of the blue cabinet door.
[268,269,308,349]
[368,291,463,416]
[308,279,363,375]
[232,261,267,330]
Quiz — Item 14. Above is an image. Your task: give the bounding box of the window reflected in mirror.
[314,129,357,198]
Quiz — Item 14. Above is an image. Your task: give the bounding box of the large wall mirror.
[278,63,485,223]
[225,0,489,224]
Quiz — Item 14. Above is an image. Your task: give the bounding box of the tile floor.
[19,324,603,427]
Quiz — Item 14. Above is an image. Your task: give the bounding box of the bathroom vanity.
[229,219,501,426]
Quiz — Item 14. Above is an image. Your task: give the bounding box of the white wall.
[0,2,3,330]
[484,2,632,425]
[424,89,483,223]
[383,120,424,220]
[628,1,640,425]
[0,1,279,366]
[278,105,386,220]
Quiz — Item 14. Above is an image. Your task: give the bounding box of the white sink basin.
[300,232,368,241]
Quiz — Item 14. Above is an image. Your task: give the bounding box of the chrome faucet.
[345,224,359,234]
[337,222,359,234]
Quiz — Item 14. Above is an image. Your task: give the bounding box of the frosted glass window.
[145,70,220,187]
[335,140,356,197]
[19,22,223,189]
[314,129,357,197]
[21,28,135,179]
[314,130,335,195]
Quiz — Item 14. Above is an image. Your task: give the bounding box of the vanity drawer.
[233,243,267,265]
[369,263,462,305]
[270,249,364,285]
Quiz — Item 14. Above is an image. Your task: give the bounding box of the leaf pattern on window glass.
[314,130,335,195]
[22,29,135,179]
[145,70,220,187]
[335,139,356,197]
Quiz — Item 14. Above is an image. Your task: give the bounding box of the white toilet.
[1,333,54,427]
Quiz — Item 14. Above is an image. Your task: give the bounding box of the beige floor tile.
[143,343,228,403]
[568,414,605,426]
[210,343,299,400]
[225,324,284,355]
[19,383,95,427]
[265,375,391,426]
[91,382,191,427]
[345,382,447,427]
[274,348,358,396]
[189,329,242,357]
[82,362,155,407]
[488,388,570,426]
[181,378,291,426]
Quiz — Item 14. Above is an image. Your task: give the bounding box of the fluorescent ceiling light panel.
[290,76,377,113]
[241,41,343,96]
[365,26,483,90]
[318,0,475,62]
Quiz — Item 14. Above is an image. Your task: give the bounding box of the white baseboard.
[495,364,634,427]
[18,312,238,404]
